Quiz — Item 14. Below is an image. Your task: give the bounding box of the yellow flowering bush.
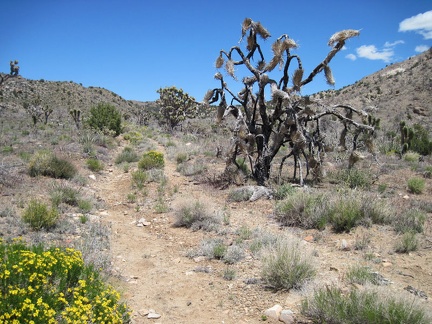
[0,239,130,323]
[138,150,164,170]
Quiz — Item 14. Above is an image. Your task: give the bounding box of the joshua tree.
[70,109,82,129]
[0,60,19,87]
[204,18,375,186]
[156,86,198,130]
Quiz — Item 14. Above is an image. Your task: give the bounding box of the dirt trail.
[89,140,432,323]
[90,142,275,324]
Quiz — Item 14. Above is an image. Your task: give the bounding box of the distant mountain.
[313,48,432,131]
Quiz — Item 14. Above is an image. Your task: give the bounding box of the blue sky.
[1,1,431,102]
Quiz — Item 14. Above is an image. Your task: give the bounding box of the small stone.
[340,239,350,251]
[304,235,314,243]
[89,174,96,180]
[382,261,392,267]
[403,195,410,200]
[264,304,282,320]
[280,309,295,324]
[147,312,161,319]
[193,256,207,263]
[138,309,149,316]
[136,223,143,227]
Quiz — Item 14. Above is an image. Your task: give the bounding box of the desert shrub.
[407,177,425,194]
[50,182,80,207]
[115,146,139,164]
[395,231,419,253]
[273,183,296,200]
[346,265,383,286]
[403,151,420,162]
[22,199,59,230]
[332,168,373,189]
[138,150,164,170]
[86,158,104,172]
[223,267,236,281]
[29,151,77,179]
[175,152,189,164]
[249,228,279,257]
[409,124,432,156]
[328,198,364,233]
[78,199,92,213]
[274,191,328,230]
[223,245,245,264]
[131,170,148,189]
[0,240,130,323]
[176,160,207,176]
[123,131,143,144]
[261,236,316,291]
[227,187,253,202]
[392,208,426,234]
[301,286,430,324]
[173,200,221,231]
[86,102,122,136]
[187,238,226,260]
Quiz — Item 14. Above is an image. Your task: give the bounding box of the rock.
[403,195,410,200]
[147,312,161,319]
[280,309,295,324]
[304,235,314,243]
[89,174,96,180]
[264,304,282,320]
[340,239,350,251]
[382,261,392,268]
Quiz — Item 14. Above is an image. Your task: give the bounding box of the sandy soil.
[87,140,432,324]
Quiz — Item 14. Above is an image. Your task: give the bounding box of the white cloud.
[356,45,394,62]
[399,10,432,39]
[384,40,405,47]
[345,53,357,61]
[415,45,430,53]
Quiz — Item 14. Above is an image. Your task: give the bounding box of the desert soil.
[88,139,432,324]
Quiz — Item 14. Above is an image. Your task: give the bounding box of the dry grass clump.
[28,150,77,179]
[261,235,316,291]
[301,285,431,323]
[173,199,222,231]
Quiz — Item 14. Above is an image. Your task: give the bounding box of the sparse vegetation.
[28,151,77,179]
[173,200,221,231]
[86,158,104,172]
[407,177,425,194]
[301,285,430,324]
[22,199,59,231]
[86,102,122,136]
[138,150,165,170]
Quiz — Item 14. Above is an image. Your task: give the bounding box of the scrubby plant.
[86,158,104,172]
[331,168,373,189]
[301,285,430,323]
[138,150,164,170]
[176,160,207,176]
[173,200,221,231]
[156,86,198,130]
[204,18,375,186]
[28,151,77,179]
[115,146,139,164]
[403,151,420,162]
[223,267,236,281]
[261,236,316,290]
[223,245,245,264]
[86,102,122,136]
[78,199,92,213]
[22,199,59,230]
[395,231,419,253]
[273,183,296,200]
[0,240,130,323]
[274,191,328,229]
[346,265,382,285]
[400,121,432,155]
[392,208,426,234]
[407,177,425,194]
[50,182,80,207]
[131,170,147,189]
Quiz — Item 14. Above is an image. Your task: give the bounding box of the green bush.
[22,199,59,230]
[86,103,122,136]
[407,177,425,194]
[131,170,148,189]
[0,240,130,323]
[138,150,164,170]
[261,237,316,290]
[346,265,382,285]
[395,231,419,253]
[115,146,139,164]
[332,168,373,189]
[393,208,426,234]
[173,200,221,231]
[50,183,80,207]
[274,191,328,230]
[86,158,104,172]
[328,199,364,233]
[273,183,296,200]
[301,286,430,323]
[29,151,77,179]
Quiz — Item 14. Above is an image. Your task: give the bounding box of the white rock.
[88,174,96,180]
[147,312,161,319]
[280,309,295,324]
[264,304,282,320]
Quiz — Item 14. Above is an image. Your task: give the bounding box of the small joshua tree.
[70,109,82,129]
[156,86,198,130]
[204,18,375,186]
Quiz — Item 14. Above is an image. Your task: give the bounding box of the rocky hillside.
[314,48,432,132]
